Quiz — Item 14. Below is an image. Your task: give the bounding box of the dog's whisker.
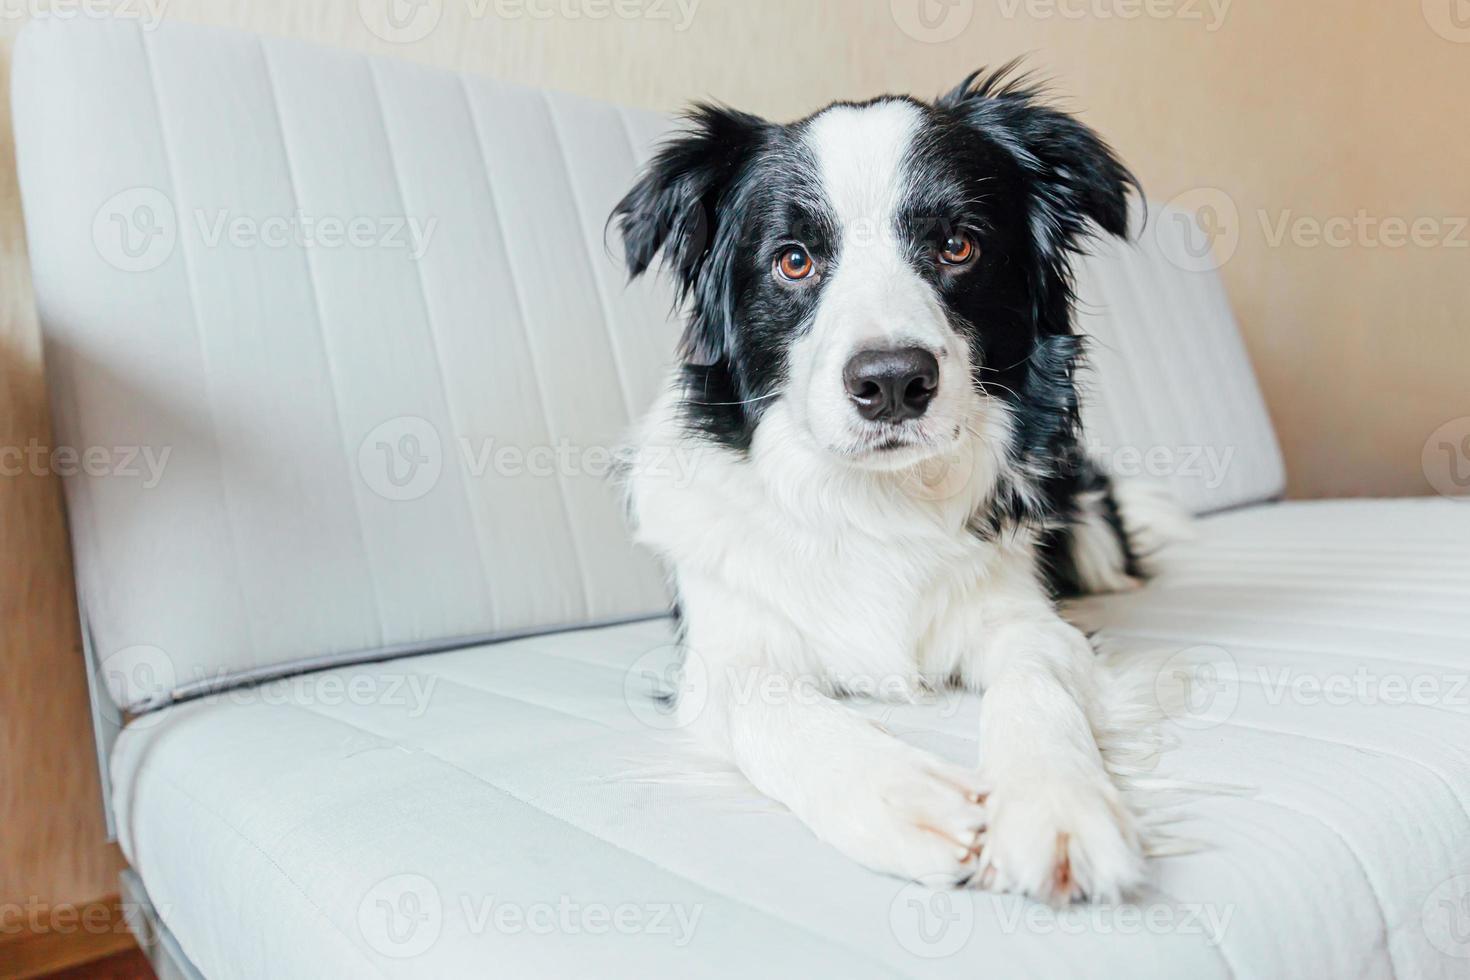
[685,391,782,407]
[976,379,1022,402]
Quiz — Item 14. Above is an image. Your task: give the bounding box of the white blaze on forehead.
[787,97,974,462]
[803,99,923,239]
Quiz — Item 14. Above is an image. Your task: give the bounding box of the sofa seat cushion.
[111,498,1470,979]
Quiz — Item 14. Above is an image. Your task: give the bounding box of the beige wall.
[3,0,1466,915]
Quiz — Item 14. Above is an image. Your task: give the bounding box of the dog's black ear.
[939,62,1139,257]
[612,104,766,361]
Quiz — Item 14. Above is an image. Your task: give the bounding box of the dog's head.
[614,64,1137,486]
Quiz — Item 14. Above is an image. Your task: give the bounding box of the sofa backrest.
[13,19,1283,714]
[1073,209,1285,515]
[14,18,681,712]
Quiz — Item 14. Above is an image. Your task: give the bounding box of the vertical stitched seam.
[1148,220,1241,502]
[1115,235,1200,507]
[366,59,497,629]
[139,28,260,673]
[259,37,387,646]
[540,92,636,425]
[458,75,593,618]
[1082,249,1159,499]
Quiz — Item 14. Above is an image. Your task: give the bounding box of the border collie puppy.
[613,66,1173,903]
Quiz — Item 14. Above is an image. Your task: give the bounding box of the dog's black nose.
[842,347,939,422]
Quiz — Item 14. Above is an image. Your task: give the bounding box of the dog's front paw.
[811,750,989,884]
[975,775,1144,904]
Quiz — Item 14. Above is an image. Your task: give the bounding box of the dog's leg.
[946,571,1146,903]
[675,576,989,884]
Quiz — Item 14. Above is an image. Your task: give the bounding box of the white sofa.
[13,17,1470,980]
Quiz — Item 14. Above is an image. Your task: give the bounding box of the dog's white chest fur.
[628,391,1029,693]
[623,386,1152,902]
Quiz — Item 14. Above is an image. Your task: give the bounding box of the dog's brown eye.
[776,246,815,281]
[938,234,976,266]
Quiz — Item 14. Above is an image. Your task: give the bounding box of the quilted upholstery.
[110,498,1470,979]
[13,19,1282,709]
[1074,211,1285,515]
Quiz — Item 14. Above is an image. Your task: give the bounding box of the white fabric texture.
[1073,209,1286,515]
[111,498,1470,980]
[14,18,1282,713]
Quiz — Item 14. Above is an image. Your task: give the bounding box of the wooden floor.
[0,894,155,980]
[39,946,154,980]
